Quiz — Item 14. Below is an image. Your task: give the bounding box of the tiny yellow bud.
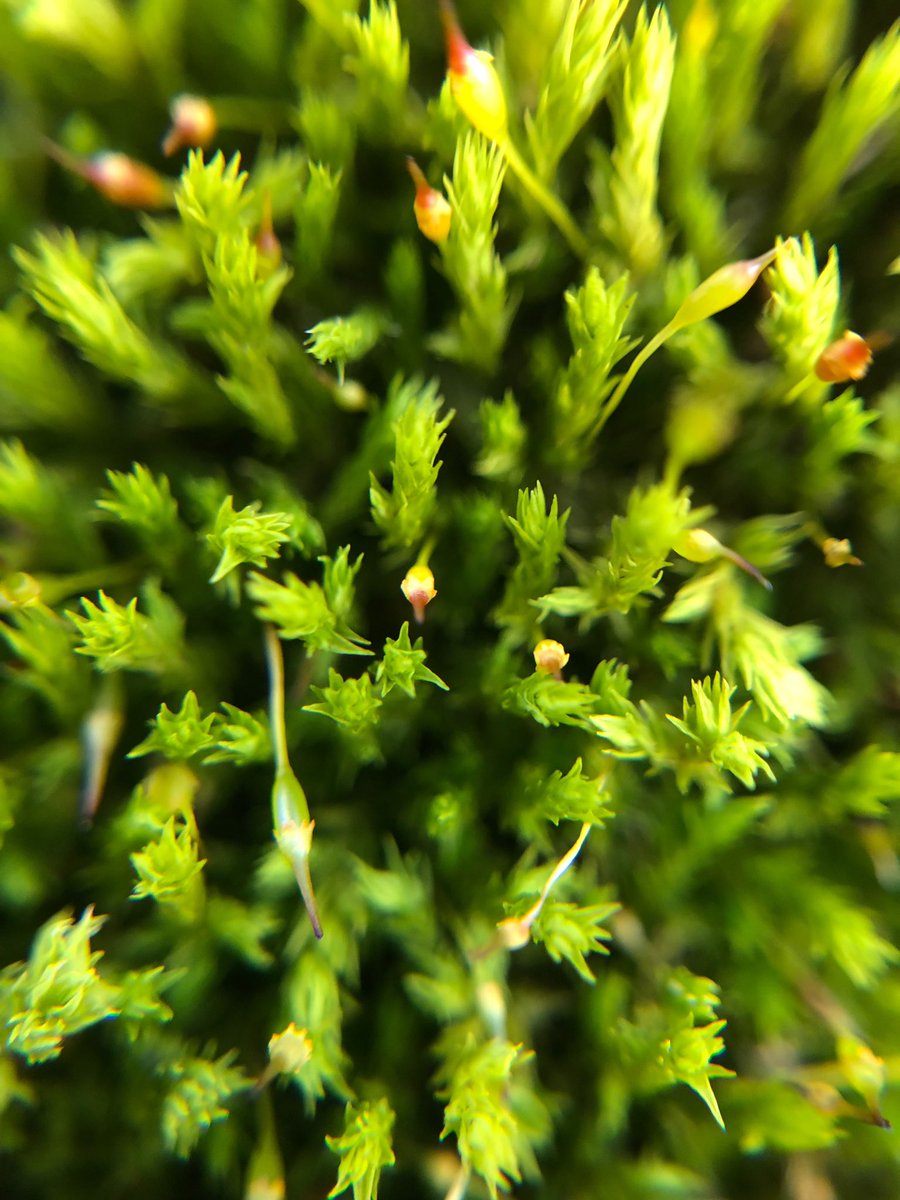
[401,564,437,624]
[496,917,531,950]
[821,537,863,568]
[439,0,508,142]
[533,638,569,678]
[267,1023,312,1078]
[815,330,873,383]
[162,94,217,157]
[406,157,452,243]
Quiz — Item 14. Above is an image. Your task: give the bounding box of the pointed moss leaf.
[532,758,612,826]
[247,570,370,656]
[375,623,448,698]
[97,464,184,565]
[663,1020,734,1131]
[203,704,271,766]
[550,269,636,468]
[1,908,169,1065]
[503,672,598,730]
[307,308,386,380]
[526,0,624,181]
[496,483,570,641]
[759,235,839,393]
[439,1037,530,1199]
[130,813,206,919]
[368,380,453,551]
[326,1097,396,1200]
[69,587,187,677]
[162,1050,250,1158]
[531,898,619,982]
[207,496,292,583]
[129,691,217,761]
[304,668,383,736]
[343,0,410,141]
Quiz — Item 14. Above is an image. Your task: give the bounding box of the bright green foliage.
[592,672,774,795]
[326,1097,396,1200]
[0,908,171,1064]
[529,758,613,827]
[2,2,900,1197]
[375,623,447,698]
[525,0,624,182]
[247,568,369,655]
[536,483,701,624]
[0,438,98,566]
[760,235,839,396]
[0,311,96,432]
[0,603,90,720]
[69,587,187,678]
[175,151,294,442]
[130,813,206,921]
[665,675,775,791]
[162,1050,249,1158]
[129,692,216,761]
[503,671,598,730]
[438,1036,531,1198]
[596,5,675,275]
[206,496,292,585]
[476,392,526,481]
[435,133,510,371]
[343,0,409,142]
[369,381,453,551]
[203,704,271,765]
[531,897,618,982]
[550,269,636,466]
[307,309,386,382]
[495,483,569,641]
[286,950,352,1111]
[97,464,185,568]
[304,668,383,742]
[784,20,900,230]
[13,232,191,401]
[295,163,343,285]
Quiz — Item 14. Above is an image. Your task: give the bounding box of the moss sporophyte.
[2,1,900,1197]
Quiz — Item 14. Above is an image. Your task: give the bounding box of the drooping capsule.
[44,139,172,208]
[815,330,873,383]
[162,94,217,157]
[406,157,452,244]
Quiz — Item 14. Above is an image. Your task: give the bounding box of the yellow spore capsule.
[401,564,437,624]
[439,0,508,142]
[533,638,569,679]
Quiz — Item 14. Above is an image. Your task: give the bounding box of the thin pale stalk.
[500,138,589,259]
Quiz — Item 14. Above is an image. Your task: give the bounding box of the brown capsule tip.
[438,0,473,76]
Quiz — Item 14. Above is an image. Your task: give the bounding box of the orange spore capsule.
[815,330,874,383]
[406,156,452,243]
